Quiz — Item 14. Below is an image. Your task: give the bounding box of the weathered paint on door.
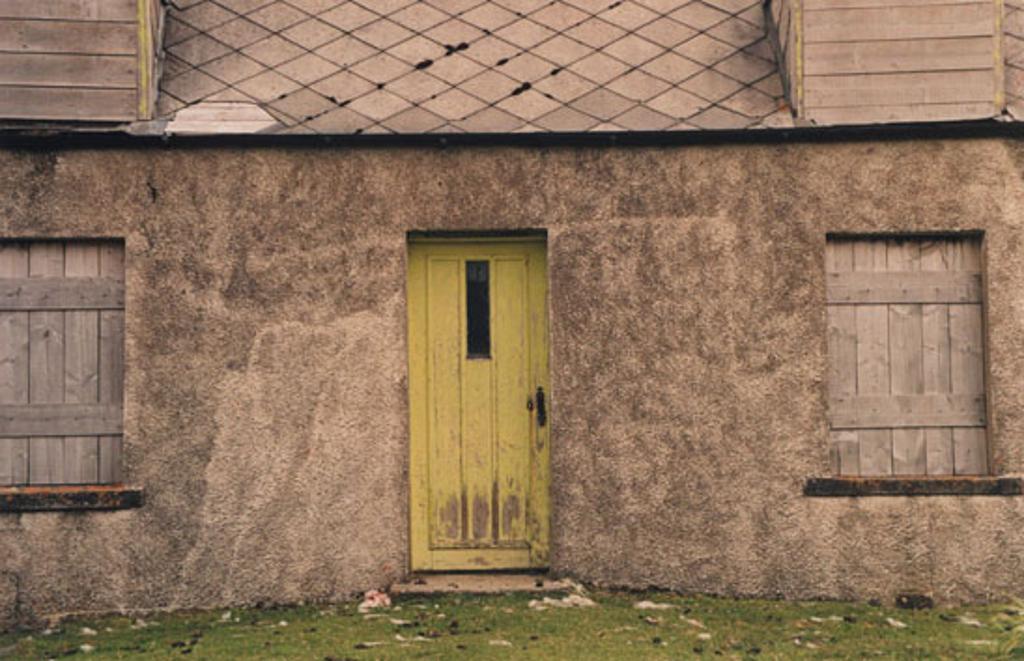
[408,238,550,571]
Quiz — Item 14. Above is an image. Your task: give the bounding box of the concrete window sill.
[804,477,1024,497]
[0,485,143,512]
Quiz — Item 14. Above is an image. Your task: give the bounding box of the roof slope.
[158,0,792,134]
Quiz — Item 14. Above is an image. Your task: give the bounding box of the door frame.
[406,232,551,572]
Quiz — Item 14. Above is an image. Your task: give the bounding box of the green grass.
[2,590,1022,659]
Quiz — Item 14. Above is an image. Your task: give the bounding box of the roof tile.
[160,0,788,133]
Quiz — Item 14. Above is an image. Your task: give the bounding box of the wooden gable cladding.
[766,0,1003,126]
[0,0,163,122]
[0,241,125,486]
[826,236,988,477]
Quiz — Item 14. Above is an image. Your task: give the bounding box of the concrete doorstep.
[391,574,577,595]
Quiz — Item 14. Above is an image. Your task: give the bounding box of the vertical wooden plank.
[854,240,892,476]
[99,243,124,483]
[831,430,859,476]
[892,428,926,475]
[826,239,858,475]
[954,427,988,475]
[922,304,951,394]
[926,427,954,475]
[0,243,29,485]
[28,242,65,484]
[462,258,495,543]
[63,243,100,484]
[427,257,464,546]
[887,241,925,474]
[493,258,529,544]
[950,304,985,395]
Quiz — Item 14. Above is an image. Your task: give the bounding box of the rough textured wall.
[1,137,1024,626]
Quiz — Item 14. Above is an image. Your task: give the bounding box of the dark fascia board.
[805,477,1024,497]
[3,118,1024,151]
[0,485,143,512]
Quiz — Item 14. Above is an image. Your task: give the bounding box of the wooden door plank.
[427,257,464,546]
[493,258,529,544]
[926,428,955,475]
[953,427,988,474]
[28,242,65,484]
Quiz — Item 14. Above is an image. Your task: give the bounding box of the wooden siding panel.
[0,53,137,89]
[0,0,137,21]
[804,38,994,76]
[804,4,995,42]
[805,70,995,109]
[0,86,136,121]
[0,19,136,55]
[807,103,996,126]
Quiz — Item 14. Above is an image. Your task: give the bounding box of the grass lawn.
[2,589,1022,659]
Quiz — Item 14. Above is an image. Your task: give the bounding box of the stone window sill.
[804,477,1023,497]
[0,485,143,512]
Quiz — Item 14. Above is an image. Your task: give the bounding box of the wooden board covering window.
[826,236,988,477]
[0,241,125,486]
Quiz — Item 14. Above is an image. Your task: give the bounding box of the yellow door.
[408,238,550,571]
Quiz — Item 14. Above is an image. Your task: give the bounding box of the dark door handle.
[535,387,546,427]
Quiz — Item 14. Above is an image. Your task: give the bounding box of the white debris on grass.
[277,621,288,627]
[358,590,392,613]
[390,618,411,626]
[395,634,431,643]
[810,616,844,623]
[697,632,712,641]
[634,601,675,610]
[80,644,95,653]
[681,616,705,629]
[220,611,232,622]
[964,640,996,646]
[959,616,983,627]
[886,617,908,629]
[528,594,596,611]
[489,639,513,646]
[641,616,660,625]
[80,627,97,636]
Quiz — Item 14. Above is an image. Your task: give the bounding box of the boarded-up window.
[0,241,125,486]
[826,236,988,477]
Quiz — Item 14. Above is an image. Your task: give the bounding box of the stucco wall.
[2,137,1024,625]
